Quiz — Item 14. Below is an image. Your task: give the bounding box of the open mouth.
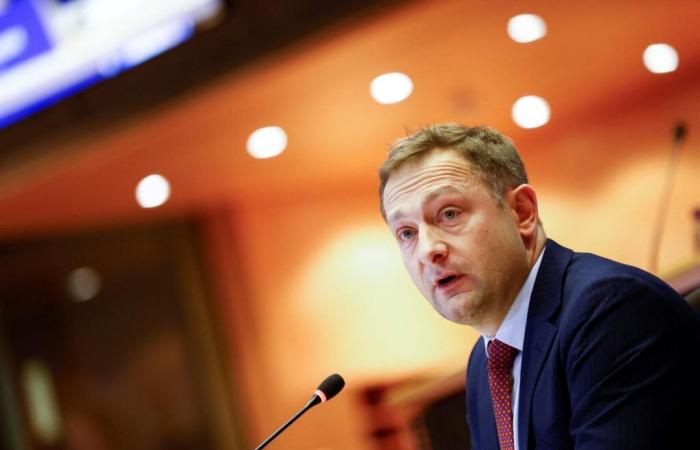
[437,275,458,286]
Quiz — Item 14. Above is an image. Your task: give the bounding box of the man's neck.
[479,229,546,337]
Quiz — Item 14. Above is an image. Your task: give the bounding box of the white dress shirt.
[482,248,544,450]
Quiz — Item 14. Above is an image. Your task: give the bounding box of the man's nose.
[418,226,448,264]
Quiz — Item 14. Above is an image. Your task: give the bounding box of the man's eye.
[441,209,459,221]
[397,229,414,241]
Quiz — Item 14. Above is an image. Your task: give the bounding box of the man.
[378,123,700,449]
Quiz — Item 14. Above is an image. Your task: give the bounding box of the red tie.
[487,339,518,450]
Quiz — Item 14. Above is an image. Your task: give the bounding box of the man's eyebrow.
[387,186,464,224]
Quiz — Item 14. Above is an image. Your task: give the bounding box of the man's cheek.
[409,269,424,291]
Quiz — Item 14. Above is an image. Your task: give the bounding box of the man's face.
[382,148,529,331]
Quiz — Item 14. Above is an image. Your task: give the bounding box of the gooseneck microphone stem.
[649,122,687,273]
[252,374,344,450]
[253,397,320,450]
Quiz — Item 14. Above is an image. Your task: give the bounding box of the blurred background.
[1,0,699,449]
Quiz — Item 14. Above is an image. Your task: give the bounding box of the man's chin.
[436,292,478,325]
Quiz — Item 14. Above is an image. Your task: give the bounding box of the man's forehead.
[386,184,468,223]
[384,152,478,220]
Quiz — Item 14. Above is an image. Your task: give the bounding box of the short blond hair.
[378,123,528,220]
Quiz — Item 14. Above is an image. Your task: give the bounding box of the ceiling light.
[643,43,679,74]
[512,95,550,129]
[246,126,287,159]
[135,173,170,208]
[507,14,547,43]
[66,266,101,302]
[370,72,413,104]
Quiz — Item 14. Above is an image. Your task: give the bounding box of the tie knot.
[487,339,518,371]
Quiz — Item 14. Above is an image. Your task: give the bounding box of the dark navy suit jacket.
[466,239,700,449]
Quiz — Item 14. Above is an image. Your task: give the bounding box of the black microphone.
[253,374,345,450]
[648,121,688,273]
[674,122,687,144]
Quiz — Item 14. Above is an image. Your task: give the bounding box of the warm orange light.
[288,223,474,382]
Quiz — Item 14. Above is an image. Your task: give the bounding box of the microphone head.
[314,373,345,403]
[673,121,687,144]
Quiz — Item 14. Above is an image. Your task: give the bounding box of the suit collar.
[483,248,545,353]
[517,239,573,450]
[526,239,571,321]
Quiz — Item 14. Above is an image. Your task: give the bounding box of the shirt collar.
[483,247,545,353]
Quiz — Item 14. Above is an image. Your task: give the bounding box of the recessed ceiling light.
[512,95,550,129]
[507,14,547,44]
[66,266,101,302]
[643,43,679,74]
[246,126,287,159]
[135,173,171,208]
[370,72,413,104]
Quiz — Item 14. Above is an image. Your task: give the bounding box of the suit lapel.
[518,240,572,450]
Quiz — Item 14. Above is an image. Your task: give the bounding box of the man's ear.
[506,184,539,241]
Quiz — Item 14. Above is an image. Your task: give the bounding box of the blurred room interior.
[1,0,699,449]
